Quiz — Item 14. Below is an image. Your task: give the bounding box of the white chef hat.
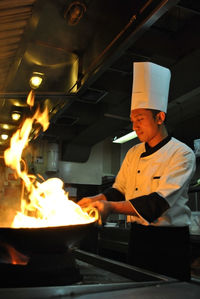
[131,62,171,113]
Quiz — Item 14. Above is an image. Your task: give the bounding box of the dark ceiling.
[0,0,200,162]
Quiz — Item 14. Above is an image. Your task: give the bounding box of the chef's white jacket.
[106,136,196,226]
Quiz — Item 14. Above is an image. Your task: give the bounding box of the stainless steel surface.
[74,249,174,283]
[0,283,163,299]
[0,280,200,299]
[77,282,200,299]
[0,249,199,298]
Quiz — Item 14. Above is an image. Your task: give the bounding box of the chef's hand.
[78,193,107,208]
[88,200,112,223]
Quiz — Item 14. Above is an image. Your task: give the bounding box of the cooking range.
[0,230,170,288]
[0,238,200,299]
[0,210,199,298]
[0,223,96,287]
[0,247,81,287]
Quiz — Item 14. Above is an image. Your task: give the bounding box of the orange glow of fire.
[4,243,29,265]
[4,91,97,228]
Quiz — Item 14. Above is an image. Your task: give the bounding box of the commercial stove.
[0,247,200,299]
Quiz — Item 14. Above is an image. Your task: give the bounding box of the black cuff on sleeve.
[129,192,170,223]
[102,187,125,202]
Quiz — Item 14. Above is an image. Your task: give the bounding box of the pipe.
[67,12,137,93]
[68,0,171,94]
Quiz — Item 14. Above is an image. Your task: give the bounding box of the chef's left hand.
[88,200,112,223]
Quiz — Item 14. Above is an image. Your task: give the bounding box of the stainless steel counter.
[0,249,179,299]
[0,280,200,299]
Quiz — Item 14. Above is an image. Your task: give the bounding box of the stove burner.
[0,249,82,287]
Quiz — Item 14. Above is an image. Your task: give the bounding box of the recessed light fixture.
[113,131,138,144]
[64,1,86,26]
[1,134,8,140]
[11,111,21,121]
[2,124,9,130]
[29,72,44,89]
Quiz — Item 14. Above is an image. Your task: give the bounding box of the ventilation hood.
[0,0,200,161]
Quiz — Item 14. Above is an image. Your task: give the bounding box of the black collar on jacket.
[141,135,171,157]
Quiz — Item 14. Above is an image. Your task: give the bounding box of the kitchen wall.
[26,137,122,186]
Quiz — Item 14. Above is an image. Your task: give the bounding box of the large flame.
[4,91,97,228]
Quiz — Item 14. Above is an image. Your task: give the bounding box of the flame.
[0,242,29,265]
[26,90,34,107]
[4,91,97,228]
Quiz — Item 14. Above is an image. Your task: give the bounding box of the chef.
[78,62,196,281]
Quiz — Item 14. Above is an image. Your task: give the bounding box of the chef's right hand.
[78,193,107,208]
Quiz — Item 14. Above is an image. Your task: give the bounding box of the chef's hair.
[150,109,161,118]
[149,109,167,124]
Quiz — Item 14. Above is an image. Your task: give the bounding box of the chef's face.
[130,108,164,145]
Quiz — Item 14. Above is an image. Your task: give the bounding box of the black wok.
[0,221,96,255]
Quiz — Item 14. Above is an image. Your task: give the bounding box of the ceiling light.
[2,124,9,130]
[11,111,21,121]
[1,134,8,140]
[64,1,86,26]
[113,131,138,144]
[29,72,44,89]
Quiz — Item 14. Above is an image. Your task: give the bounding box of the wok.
[0,221,97,255]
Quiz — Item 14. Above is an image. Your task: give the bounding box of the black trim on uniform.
[141,135,171,157]
[103,187,125,202]
[129,192,170,223]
